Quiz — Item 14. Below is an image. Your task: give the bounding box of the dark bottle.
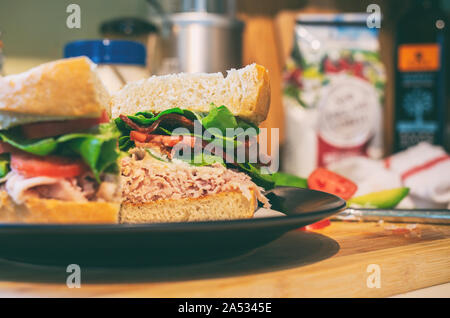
[394,0,447,151]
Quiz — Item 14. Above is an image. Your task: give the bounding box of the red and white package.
[282,13,385,178]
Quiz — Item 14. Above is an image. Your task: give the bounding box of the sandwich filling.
[0,111,121,204]
[115,104,273,208]
[121,148,269,207]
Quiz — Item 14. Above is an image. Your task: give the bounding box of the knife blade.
[333,208,450,225]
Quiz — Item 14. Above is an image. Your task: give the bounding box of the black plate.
[0,187,346,266]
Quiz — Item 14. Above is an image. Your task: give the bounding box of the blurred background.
[0,0,449,178]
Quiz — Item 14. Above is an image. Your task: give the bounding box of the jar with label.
[394,0,447,151]
[282,13,386,177]
[64,39,149,93]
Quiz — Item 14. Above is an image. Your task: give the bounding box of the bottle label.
[317,75,380,166]
[398,43,440,72]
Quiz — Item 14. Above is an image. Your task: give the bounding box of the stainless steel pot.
[147,0,243,74]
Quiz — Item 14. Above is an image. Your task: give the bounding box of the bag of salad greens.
[282,13,385,178]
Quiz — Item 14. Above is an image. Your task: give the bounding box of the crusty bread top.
[0,57,110,119]
[110,63,270,125]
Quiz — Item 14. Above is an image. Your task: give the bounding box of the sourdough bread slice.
[109,63,270,125]
[120,190,256,223]
[0,57,109,129]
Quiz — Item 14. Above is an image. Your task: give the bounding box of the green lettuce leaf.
[236,118,260,136]
[118,135,134,151]
[0,130,58,156]
[0,154,10,178]
[236,163,275,190]
[126,108,202,127]
[201,104,238,134]
[271,172,308,188]
[187,153,225,167]
[128,108,184,126]
[61,123,120,181]
[0,123,120,181]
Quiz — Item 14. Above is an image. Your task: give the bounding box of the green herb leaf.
[0,130,58,156]
[62,123,120,181]
[236,162,275,190]
[118,135,134,151]
[145,148,168,162]
[236,118,260,136]
[189,153,225,167]
[271,172,308,188]
[201,104,238,134]
[0,154,10,178]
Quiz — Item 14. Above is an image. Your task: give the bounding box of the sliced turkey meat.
[121,148,270,208]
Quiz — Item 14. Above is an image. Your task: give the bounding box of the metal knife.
[333,208,450,225]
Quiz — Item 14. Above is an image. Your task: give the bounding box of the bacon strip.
[120,113,194,134]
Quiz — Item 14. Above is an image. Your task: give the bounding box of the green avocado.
[347,187,410,209]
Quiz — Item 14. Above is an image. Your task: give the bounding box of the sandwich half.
[111,64,274,223]
[0,57,121,223]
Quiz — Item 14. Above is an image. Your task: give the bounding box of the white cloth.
[387,142,450,208]
[327,142,450,209]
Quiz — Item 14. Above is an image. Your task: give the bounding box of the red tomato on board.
[10,153,86,178]
[300,218,331,231]
[307,167,357,200]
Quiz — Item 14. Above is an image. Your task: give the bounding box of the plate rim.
[0,187,346,232]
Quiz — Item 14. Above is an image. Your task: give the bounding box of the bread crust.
[109,63,271,125]
[120,190,257,224]
[243,64,271,124]
[0,57,109,118]
[0,191,119,224]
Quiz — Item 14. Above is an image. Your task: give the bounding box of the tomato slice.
[130,131,150,143]
[150,135,196,148]
[21,116,104,140]
[307,167,357,200]
[98,110,110,124]
[299,219,331,231]
[130,132,196,148]
[11,153,86,178]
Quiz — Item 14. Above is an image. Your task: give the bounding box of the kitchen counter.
[0,221,448,297]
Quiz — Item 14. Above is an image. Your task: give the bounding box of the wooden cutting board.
[0,221,448,297]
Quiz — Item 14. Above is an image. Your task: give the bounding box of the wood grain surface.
[0,221,448,297]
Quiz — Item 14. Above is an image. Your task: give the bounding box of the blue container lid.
[64,39,146,66]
